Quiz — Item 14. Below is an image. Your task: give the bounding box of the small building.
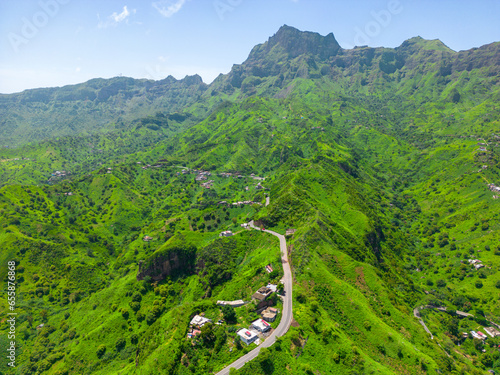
[484,327,500,338]
[456,310,473,318]
[285,228,296,236]
[187,329,201,338]
[216,300,245,308]
[220,231,233,237]
[266,284,277,293]
[471,330,487,340]
[143,236,153,242]
[36,323,45,330]
[241,223,248,228]
[189,315,212,328]
[255,182,265,190]
[477,331,488,340]
[261,307,278,322]
[237,329,258,345]
[252,286,273,302]
[251,319,271,333]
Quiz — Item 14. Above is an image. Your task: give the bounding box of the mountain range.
[0,25,500,375]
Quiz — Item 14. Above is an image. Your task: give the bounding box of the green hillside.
[1,25,500,375]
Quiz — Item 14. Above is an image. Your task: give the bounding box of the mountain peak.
[398,36,454,53]
[246,25,341,62]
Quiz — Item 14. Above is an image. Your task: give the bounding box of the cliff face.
[136,246,196,281]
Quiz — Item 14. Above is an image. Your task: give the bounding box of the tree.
[129,301,141,312]
[131,333,139,345]
[40,310,48,322]
[200,323,216,345]
[131,291,142,302]
[222,305,237,324]
[277,283,284,294]
[475,280,483,289]
[96,345,106,358]
[120,308,129,319]
[115,337,126,351]
[269,270,279,280]
[436,279,446,288]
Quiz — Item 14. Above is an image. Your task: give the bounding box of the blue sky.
[1,0,499,94]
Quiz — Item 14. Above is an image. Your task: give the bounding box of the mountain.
[1,26,500,375]
[0,74,207,146]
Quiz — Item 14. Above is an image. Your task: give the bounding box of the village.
[186,280,282,346]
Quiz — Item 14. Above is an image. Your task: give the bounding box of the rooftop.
[237,329,258,341]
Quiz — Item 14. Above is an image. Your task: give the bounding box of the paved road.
[265,196,270,207]
[215,221,293,375]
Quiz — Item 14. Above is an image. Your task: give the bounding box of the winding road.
[215,221,293,375]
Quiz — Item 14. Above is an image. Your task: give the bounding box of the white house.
[220,231,233,237]
[484,327,500,338]
[189,315,211,328]
[237,329,258,345]
[216,300,246,308]
[251,319,271,333]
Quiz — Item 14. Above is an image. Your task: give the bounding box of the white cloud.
[98,6,136,28]
[152,0,188,18]
[112,6,130,22]
[75,67,81,73]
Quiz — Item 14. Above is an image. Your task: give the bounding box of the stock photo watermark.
[6,261,17,368]
[8,0,70,53]
[351,0,403,47]
[213,0,243,21]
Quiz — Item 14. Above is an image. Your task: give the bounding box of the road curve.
[215,221,293,375]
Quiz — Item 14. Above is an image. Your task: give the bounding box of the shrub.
[115,337,126,351]
[129,301,141,312]
[96,345,106,358]
[363,321,371,331]
[136,311,145,322]
[436,279,446,288]
[131,333,139,345]
[120,308,129,319]
[131,292,142,302]
[495,280,500,289]
[377,344,386,354]
[475,280,483,289]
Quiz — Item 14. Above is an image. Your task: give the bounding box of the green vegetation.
[1,25,500,374]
